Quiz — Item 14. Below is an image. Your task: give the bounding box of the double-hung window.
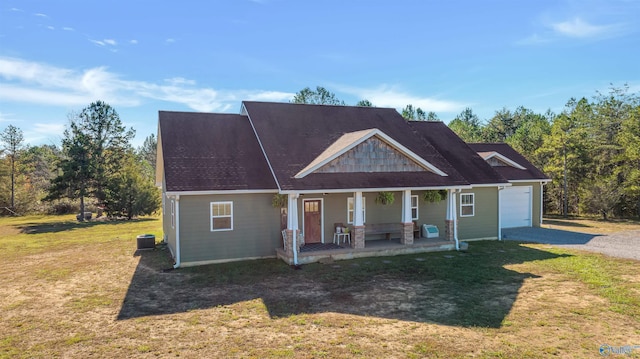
[347,197,366,224]
[411,195,419,220]
[211,201,233,231]
[460,193,475,217]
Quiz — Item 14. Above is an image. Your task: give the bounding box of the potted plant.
[375,191,395,205]
[423,190,448,203]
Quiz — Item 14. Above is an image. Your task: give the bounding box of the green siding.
[178,193,280,263]
[414,190,448,230]
[458,187,499,240]
[320,193,351,242]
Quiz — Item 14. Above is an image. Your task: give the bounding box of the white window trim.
[460,193,475,217]
[411,195,419,220]
[210,201,233,232]
[170,199,175,229]
[347,197,366,224]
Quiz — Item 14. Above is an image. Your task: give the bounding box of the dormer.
[477,151,526,170]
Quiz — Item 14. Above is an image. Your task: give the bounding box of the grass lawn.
[1,215,639,358]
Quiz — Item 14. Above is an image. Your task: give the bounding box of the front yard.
[1,215,639,358]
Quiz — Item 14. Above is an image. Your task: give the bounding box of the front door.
[303,199,322,243]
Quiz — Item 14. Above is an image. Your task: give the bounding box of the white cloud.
[130,39,138,44]
[0,112,15,122]
[34,13,48,18]
[47,26,55,30]
[10,8,23,12]
[90,39,117,47]
[338,84,464,113]
[0,57,294,112]
[551,17,614,38]
[63,27,74,31]
[165,77,196,86]
[166,38,176,43]
[518,16,629,45]
[243,90,295,102]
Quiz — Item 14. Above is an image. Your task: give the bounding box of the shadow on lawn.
[18,218,156,234]
[117,241,569,328]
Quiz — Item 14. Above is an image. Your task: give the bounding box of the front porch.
[279,188,464,265]
[276,237,468,265]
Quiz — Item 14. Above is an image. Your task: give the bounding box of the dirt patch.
[3,217,640,358]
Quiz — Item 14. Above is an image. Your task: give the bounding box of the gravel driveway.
[502,227,640,261]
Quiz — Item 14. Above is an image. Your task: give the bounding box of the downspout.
[540,181,545,226]
[450,189,460,251]
[173,195,181,269]
[498,186,504,240]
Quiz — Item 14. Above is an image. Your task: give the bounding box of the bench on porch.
[365,223,402,240]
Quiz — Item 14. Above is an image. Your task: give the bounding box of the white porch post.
[287,193,300,265]
[401,190,412,223]
[353,191,365,249]
[445,189,460,250]
[401,190,414,244]
[354,191,364,226]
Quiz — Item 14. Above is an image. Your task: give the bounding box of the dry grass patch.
[543,216,640,234]
[1,215,639,358]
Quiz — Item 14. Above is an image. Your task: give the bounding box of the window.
[170,199,175,229]
[460,193,474,217]
[411,195,419,220]
[211,201,233,231]
[347,197,366,224]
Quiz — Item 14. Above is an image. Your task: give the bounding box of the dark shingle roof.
[468,143,549,181]
[159,111,278,192]
[409,121,508,185]
[242,101,469,190]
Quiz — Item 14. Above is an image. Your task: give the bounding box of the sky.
[1,0,639,147]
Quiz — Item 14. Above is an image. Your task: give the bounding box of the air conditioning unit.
[421,224,439,238]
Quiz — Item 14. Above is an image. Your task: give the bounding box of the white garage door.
[500,186,532,228]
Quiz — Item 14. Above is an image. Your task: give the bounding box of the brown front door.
[303,200,322,244]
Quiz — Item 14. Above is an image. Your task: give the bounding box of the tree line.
[0,101,159,219]
[1,86,638,220]
[292,85,640,220]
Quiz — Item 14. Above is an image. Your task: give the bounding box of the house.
[156,101,549,267]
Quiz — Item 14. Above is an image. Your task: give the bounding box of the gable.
[317,136,428,173]
[468,143,549,181]
[294,128,447,178]
[477,151,526,170]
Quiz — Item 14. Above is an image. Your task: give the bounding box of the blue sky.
[1,0,639,147]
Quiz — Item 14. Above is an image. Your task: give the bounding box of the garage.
[500,186,532,228]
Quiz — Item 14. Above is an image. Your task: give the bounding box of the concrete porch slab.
[276,238,466,265]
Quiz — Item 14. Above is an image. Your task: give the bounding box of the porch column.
[401,189,414,245]
[286,193,300,264]
[445,189,456,241]
[353,191,365,249]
